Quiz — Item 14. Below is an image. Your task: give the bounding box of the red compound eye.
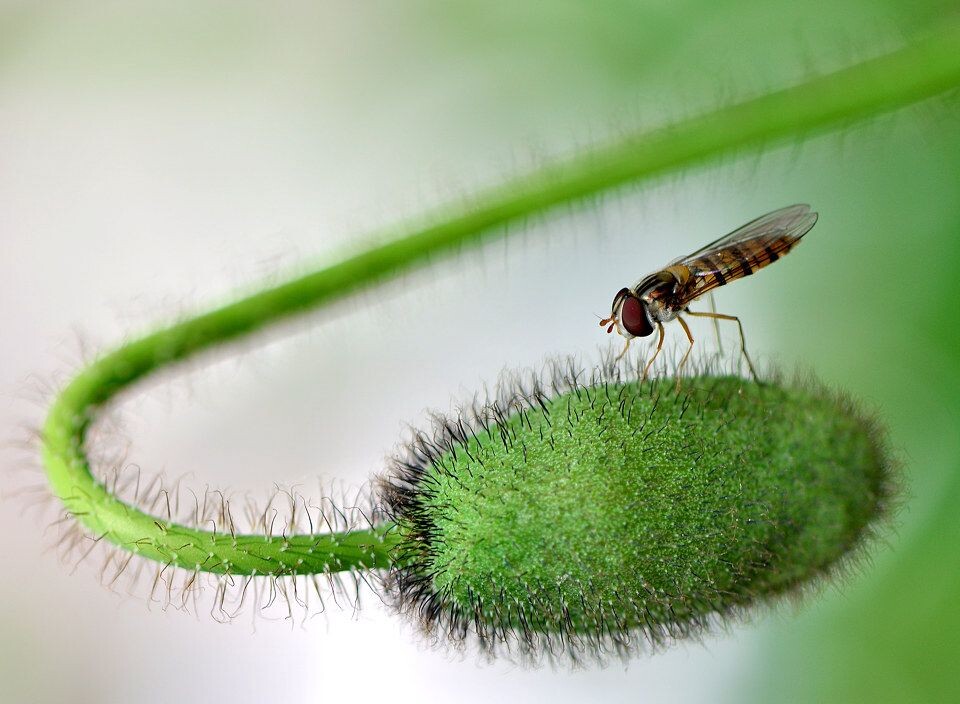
[610,287,631,311]
[620,296,653,337]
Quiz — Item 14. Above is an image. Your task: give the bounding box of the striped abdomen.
[675,233,802,305]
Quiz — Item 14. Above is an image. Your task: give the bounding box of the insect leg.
[614,336,631,362]
[676,316,695,390]
[641,322,665,382]
[707,292,723,355]
[685,310,760,382]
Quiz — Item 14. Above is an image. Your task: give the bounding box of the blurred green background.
[1,2,958,702]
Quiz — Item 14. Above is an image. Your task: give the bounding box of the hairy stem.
[41,19,960,576]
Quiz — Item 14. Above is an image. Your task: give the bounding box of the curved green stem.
[41,19,960,577]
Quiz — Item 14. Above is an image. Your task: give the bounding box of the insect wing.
[682,204,817,261]
[672,204,818,306]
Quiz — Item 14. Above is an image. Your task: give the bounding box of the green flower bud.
[379,361,894,661]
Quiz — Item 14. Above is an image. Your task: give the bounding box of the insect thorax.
[635,271,680,323]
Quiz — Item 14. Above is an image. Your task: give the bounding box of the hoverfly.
[600,204,818,381]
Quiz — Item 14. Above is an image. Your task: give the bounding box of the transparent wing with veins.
[670,204,818,307]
